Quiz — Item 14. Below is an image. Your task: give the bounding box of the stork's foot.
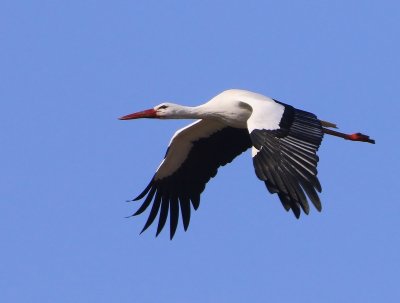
[323,128,375,144]
[346,133,375,144]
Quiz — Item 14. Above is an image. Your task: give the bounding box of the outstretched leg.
[323,128,375,144]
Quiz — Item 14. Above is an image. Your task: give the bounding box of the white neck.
[166,103,250,128]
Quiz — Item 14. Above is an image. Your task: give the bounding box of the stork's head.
[119,103,183,120]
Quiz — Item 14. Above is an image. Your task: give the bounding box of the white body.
[155,89,285,179]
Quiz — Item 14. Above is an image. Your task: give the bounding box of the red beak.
[119,109,157,120]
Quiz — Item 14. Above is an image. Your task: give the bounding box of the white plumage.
[120,89,374,239]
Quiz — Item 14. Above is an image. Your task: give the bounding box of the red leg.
[323,128,375,144]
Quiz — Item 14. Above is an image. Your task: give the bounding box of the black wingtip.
[133,179,155,201]
[169,228,177,240]
[156,198,169,237]
[190,195,200,210]
[289,201,301,219]
[292,209,301,219]
[169,226,178,240]
[133,194,144,201]
[132,207,146,217]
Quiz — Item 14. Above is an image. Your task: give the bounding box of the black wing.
[131,120,252,239]
[250,102,324,218]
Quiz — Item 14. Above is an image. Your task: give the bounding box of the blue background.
[1,1,399,302]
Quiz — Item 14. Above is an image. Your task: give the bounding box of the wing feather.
[131,120,252,239]
[248,101,324,217]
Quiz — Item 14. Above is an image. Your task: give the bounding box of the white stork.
[119,89,374,239]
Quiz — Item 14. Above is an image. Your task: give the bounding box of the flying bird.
[119,89,374,239]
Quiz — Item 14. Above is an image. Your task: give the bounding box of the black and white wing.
[131,119,252,239]
[248,100,324,218]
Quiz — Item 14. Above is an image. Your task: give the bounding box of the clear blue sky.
[1,1,399,302]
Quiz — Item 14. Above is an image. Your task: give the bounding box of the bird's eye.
[158,105,168,110]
